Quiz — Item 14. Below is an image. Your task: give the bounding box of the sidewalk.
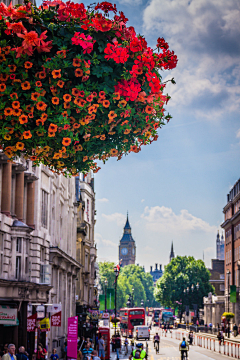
[176,326,240,343]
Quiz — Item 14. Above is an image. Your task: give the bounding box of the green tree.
[154,256,214,319]
[98,261,116,289]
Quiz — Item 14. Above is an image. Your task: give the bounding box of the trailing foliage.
[0,1,177,175]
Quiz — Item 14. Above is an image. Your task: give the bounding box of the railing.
[161,328,240,358]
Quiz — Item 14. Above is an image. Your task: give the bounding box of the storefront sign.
[36,305,45,319]
[47,304,62,313]
[99,294,105,311]
[107,289,114,310]
[27,313,37,332]
[67,316,78,359]
[102,312,109,319]
[230,285,237,303]
[40,317,50,331]
[51,311,61,327]
[0,306,17,325]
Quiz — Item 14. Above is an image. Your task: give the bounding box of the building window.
[86,199,89,222]
[0,233,3,275]
[16,256,21,279]
[40,247,45,263]
[16,237,21,253]
[41,189,48,228]
[220,284,225,291]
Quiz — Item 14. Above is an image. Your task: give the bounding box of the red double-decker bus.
[119,307,145,337]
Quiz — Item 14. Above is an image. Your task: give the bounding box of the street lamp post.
[114,264,120,336]
[104,279,108,312]
[131,287,134,307]
[226,269,231,338]
[141,299,144,307]
[196,282,199,323]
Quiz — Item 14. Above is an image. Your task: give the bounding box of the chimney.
[160,264,162,271]
[155,263,158,270]
[150,266,152,272]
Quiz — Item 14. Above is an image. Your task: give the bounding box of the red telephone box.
[98,327,110,360]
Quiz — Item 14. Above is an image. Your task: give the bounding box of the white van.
[134,325,150,340]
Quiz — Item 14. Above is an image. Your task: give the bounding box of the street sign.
[51,311,61,327]
[27,313,37,332]
[40,317,50,331]
[36,305,45,319]
[102,312,109,319]
[99,294,105,311]
[47,304,62,313]
[107,289,114,310]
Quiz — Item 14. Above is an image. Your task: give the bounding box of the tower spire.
[169,241,175,263]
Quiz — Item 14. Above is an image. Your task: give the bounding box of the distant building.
[169,242,175,263]
[208,259,225,296]
[119,214,136,267]
[216,231,225,260]
[150,264,163,285]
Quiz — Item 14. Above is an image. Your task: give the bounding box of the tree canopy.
[154,256,214,314]
[98,262,159,309]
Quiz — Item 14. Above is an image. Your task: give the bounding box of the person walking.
[179,337,189,360]
[36,344,47,360]
[2,344,16,360]
[16,347,28,360]
[50,349,59,360]
[233,323,238,337]
[98,334,105,360]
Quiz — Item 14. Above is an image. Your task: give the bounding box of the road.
[111,327,235,360]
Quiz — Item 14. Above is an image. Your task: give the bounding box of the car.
[133,326,150,341]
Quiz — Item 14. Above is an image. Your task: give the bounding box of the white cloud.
[97,198,109,203]
[95,233,117,248]
[120,0,142,4]
[141,206,217,233]
[102,212,126,226]
[237,129,240,138]
[143,246,153,252]
[143,0,240,118]
[141,199,145,203]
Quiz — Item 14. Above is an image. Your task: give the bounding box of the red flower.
[92,13,112,32]
[72,32,96,54]
[104,42,129,64]
[95,2,117,14]
[130,38,142,53]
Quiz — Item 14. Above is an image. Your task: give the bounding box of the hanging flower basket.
[0,0,177,175]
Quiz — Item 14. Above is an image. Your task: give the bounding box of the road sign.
[102,312,109,319]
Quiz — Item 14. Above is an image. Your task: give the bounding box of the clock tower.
[119,214,136,267]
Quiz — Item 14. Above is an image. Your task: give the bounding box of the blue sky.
[37,0,240,270]
[93,0,240,270]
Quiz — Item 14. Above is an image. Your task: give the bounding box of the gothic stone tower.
[119,214,136,267]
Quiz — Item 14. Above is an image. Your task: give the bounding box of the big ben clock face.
[132,248,135,255]
[121,247,128,255]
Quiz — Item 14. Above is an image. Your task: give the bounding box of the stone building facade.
[221,178,240,324]
[0,154,80,352]
[76,173,97,308]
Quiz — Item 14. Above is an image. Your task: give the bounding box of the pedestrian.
[2,344,16,360]
[16,347,28,360]
[217,331,221,345]
[50,349,59,360]
[115,333,121,360]
[98,334,105,360]
[233,323,238,337]
[91,350,100,360]
[36,344,47,360]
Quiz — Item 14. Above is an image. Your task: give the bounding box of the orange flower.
[57,50,67,58]
[4,134,11,140]
[38,88,46,97]
[4,108,13,116]
[8,64,17,73]
[83,156,88,162]
[35,81,42,87]
[31,92,40,101]
[110,149,118,156]
[41,113,48,121]
[113,92,120,100]
[64,102,71,109]
[36,130,44,136]
[36,119,44,126]
[36,101,47,111]
[0,54,6,63]
[62,137,71,146]
[99,91,106,98]
[19,114,28,124]
[145,105,153,114]
[145,131,151,138]
[6,127,14,134]
[23,130,32,139]
[48,123,58,132]
[63,94,72,102]
[53,152,60,159]
[30,156,37,161]
[57,80,65,88]
[52,97,60,105]
[75,144,83,151]
[73,58,82,67]
[118,100,127,108]
[72,88,80,96]
[48,131,56,137]
[24,61,33,69]
[73,123,80,129]
[12,108,22,116]
[0,74,9,82]
[124,129,131,135]
[100,134,106,140]
[74,68,83,77]
[4,148,13,157]
[38,71,46,79]
[70,117,76,124]
[21,81,31,90]
[10,92,18,100]
[61,111,68,118]
[108,111,117,120]
[52,69,61,79]
[12,101,20,109]
[16,142,24,150]
[0,83,6,92]
[3,46,11,55]
[102,100,110,108]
